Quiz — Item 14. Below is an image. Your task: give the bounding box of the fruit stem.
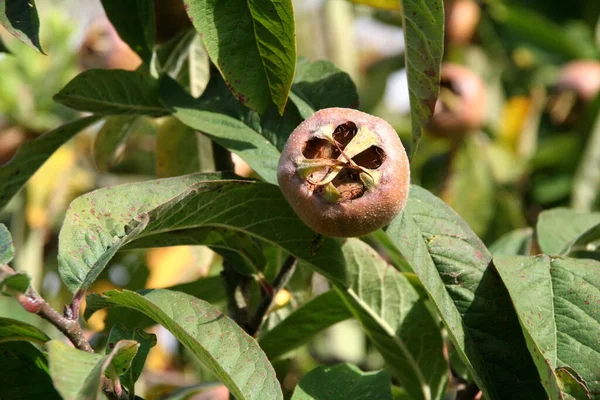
[246,255,297,336]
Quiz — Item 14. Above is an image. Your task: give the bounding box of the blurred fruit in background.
[78,16,142,71]
[549,60,600,124]
[445,0,481,44]
[426,64,487,138]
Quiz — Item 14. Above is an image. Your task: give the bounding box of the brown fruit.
[0,126,26,165]
[154,0,193,44]
[277,108,410,237]
[445,0,481,44]
[549,60,600,124]
[426,63,487,138]
[556,61,600,103]
[78,17,142,71]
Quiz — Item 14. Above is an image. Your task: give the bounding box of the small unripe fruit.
[78,17,142,71]
[445,0,481,44]
[277,108,410,237]
[549,60,600,124]
[426,63,487,138]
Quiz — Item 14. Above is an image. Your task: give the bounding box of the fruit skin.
[277,108,410,238]
[78,17,141,71]
[556,60,600,104]
[445,0,481,45]
[426,63,487,138]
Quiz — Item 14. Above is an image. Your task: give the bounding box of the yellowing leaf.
[146,246,215,288]
[498,96,531,150]
[350,0,401,10]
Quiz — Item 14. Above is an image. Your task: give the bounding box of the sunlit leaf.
[58,173,347,293]
[106,323,156,393]
[489,228,533,256]
[336,239,447,400]
[536,208,600,255]
[0,224,14,265]
[495,256,599,399]
[85,289,283,400]
[401,0,444,153]
[93,116,137,172]
[48,339,139,400]
[0,317,50,345]
[0,0,44,53]
[386,186,546,400]
[185,0,296,114]
[292,363,393,400]
[54,70,168,116]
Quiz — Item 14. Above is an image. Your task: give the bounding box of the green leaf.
[291,363,393,400]
[259,290,352,360]
[0,116,100,211]
[0,266,31,296]
[106,323,156,392]
[292,57,359,113]
[160,382,225,400]
[101,0,155,64]
[156,117,201,178]
[572,112,600,212]
[54,70,168,116]
[556,368,592,400]
[99,276,226,331]
[489,228,534,256]
[159,75,282,183]
[0,317,50,344]
[401,0,444,154]
[0,0,44,53]
[442,135,495,236]
[0,341,61,400]
[335,239,447,400]
[85,289,283,400]
[386,186,546,400]
[494,256,600,399]
[48,339,139,400]
[0,224,14,265]
[188,34,210,98]
[0,35,10,53]
[58,174,347,293]
[185,0,296,114]
[93,116,137,171]
[536,208,600,255]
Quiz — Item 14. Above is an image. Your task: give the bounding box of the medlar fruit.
[426,63,487,138]
[549,60,600,124]
[445,0,480,44]
[277,108,410,237]
[78,17,141,71]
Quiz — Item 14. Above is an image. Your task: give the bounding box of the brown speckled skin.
[556,61,600,103]
[426,63,486,137]
[277,108,410,237]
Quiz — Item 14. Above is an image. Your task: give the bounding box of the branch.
[221,261,252,327]
[16,289,128,400]
[18,289,93,353]
[246,255,297,336]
